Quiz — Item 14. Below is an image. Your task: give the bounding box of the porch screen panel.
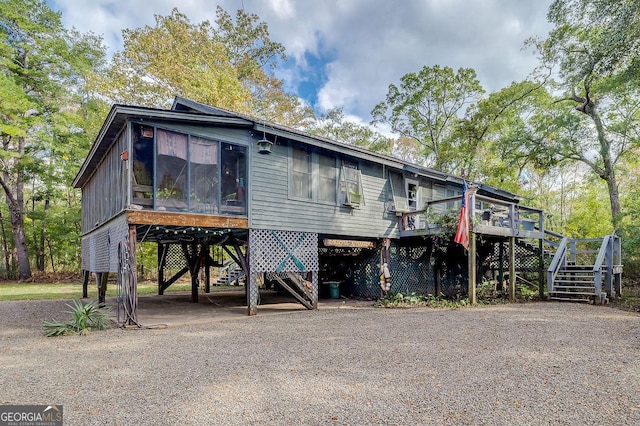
[156,129,188,212]
[189,136,218,214]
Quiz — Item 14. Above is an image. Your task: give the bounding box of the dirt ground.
[1,291,639,425]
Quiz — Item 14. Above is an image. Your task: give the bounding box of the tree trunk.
[588,105,622,230]
[36,198,49,271]
[0,210,9,278]
[0,136,31,280]
[6,193,31,280]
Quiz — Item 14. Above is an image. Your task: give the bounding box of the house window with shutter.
[340,161,363,207]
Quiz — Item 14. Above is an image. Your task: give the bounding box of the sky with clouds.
[48,0,554,124]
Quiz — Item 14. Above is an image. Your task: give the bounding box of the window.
[131,124,247,215]
[220,143,247,215]
[406,179,419,210]
[292,148,312,199]
[340,161,363,207]
[318,154,337,203]
[156,129,188,211]
[189,136,218,214]
[132,124,154,207]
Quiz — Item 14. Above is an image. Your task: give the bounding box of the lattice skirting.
[81,215,129,272]
[249,229,319,273]
[327,238,545,300]
[248,229,319,314]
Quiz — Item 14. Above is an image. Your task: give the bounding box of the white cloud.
[50,0,554,123]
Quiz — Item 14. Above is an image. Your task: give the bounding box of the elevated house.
[73,97,623,325]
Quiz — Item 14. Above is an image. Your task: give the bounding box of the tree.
[533,0,640,229]
[307,107,392,154]
[0,0,105,279]
[371,65,484,173]
[99,7,313,127]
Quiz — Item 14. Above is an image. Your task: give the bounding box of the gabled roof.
[72,104,252,188]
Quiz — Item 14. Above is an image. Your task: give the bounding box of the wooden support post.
[498,241,504,291]
[468,231,476,305]
[509,237,516,302]
[311,271,318,309]
[538,239,545,298]
[158,243,167,295]
[205,246,211,294]
[82,270,90,298]
[98,272,108,307]
[127,225,138,325]
[180,243,202,303]
[247,273,258,316]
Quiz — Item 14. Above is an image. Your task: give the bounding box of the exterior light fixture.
[257,119,272,154]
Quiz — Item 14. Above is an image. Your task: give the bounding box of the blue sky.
[48,0,554,126]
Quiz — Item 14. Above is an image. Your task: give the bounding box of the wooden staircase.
[216,260,245,286]
[547,234,622,304]
[548,265,598,302]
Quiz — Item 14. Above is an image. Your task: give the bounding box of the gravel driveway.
[0,298,639,425]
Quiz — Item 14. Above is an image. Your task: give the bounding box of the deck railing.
[397,192,544,239]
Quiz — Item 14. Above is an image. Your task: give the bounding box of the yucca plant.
[43,300,112,337]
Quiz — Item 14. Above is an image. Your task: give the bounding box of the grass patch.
[0,281,192,302]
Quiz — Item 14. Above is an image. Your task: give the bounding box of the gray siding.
[142,121,252,147]
[249,142,398,239]
[81,128,128,234]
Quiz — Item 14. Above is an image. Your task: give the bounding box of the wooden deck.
[397,191,545,240]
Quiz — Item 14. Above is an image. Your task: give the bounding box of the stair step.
[549,297,591,302]
[556,275,594,281]
[549,290,597,296]
[560,266,595,271]
[553,285,596,291]
[554,280,595,285]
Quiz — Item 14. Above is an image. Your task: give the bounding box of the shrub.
[43,300,112,336]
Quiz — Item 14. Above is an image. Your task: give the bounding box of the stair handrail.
[591,235,612,299]
[218,258,238,279]
[592,235,611,274]
[547,237,568,293]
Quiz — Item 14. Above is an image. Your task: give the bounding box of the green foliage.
[371,65,484,173]
[376,292,470,309]
[0,0,106,278]
[99,6,313,127]
[307,107,393,154]
[42,300,111,336]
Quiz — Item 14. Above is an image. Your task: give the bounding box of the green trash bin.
[324,281,340,299]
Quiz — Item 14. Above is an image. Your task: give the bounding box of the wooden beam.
[160,266,189,292]
[271,274,313,310]
[181,243,202,303]
[126,210,248,229]
[231,242,249,281]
